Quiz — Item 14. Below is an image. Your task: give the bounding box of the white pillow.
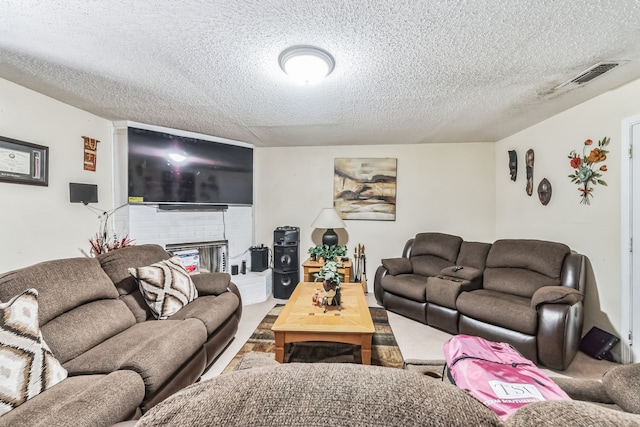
[0,288,68,416]
[129,256,198,319]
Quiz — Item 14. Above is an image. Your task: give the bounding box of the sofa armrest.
[531,286,583,309]
[227,281,243,319]
[191,272,231,296]
[373,265,387,306]
[537,302,583,370]
[439,265,482,281]
[381,257,413,275]
[552,377,613,403]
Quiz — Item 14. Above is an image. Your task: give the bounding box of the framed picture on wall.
[0,135,49,186]
[334,157,397,220]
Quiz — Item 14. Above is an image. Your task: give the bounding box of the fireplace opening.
[166,240,228,273]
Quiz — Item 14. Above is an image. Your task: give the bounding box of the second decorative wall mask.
[508,150,517,181]
[525,149,534,196]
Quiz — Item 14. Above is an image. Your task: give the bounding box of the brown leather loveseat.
[374,233,587,370]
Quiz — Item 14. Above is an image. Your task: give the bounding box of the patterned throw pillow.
[129,256,198,319]
[0,288,68,416]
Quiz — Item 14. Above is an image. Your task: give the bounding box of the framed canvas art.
[333,158,397,220]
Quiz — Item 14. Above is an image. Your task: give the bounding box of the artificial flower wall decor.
[568,137,609,205]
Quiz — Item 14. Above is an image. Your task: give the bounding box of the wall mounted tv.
[127,127,253,206]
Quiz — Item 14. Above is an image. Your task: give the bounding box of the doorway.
[622,114,640,363]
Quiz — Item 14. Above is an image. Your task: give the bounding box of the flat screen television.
[127,127,253,206]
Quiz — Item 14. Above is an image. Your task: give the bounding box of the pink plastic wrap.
[444,335,570,419]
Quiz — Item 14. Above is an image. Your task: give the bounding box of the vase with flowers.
[568,137,610,205]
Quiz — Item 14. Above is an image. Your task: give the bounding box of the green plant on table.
[314,259,343,287]
[308,244,348,261]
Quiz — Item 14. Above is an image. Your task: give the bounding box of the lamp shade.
[311,208,346,246]
[311,208,346,230]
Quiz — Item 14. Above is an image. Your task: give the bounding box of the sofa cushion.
[0,289,67,417]
[411,233,463,261]
[486,239,570,278]
[602,363,640,414]
[0,257,119,326]
[190,272,231,296]
[380,274,427,302]
[135,363,503,427]
[129,257,198,320]
[412,256,456,278]
[169,292,240,335]
[507,400,640,426]
[483,268,563,299]
[456,241,492,270]
[456,289,538,335]
[40,299,136,364]
[381,257,413,275]
[62,319,207,396]
[99,244,171,322]
[483,240,570,298]
[426,276,470,308]
[0,371,145,427]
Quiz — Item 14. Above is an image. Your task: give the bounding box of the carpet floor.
[222,304,404,374]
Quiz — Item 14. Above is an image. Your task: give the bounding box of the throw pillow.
[381,258,413,275]
[129,256,198,319]
[0,288,68,416]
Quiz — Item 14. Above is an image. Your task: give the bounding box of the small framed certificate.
[0,136,49,186]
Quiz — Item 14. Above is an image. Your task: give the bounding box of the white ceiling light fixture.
[279,45,335,85]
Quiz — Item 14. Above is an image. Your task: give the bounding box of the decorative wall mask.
[508,150,517,181]
[82,136,100,172]
[568,137,609,205]
[537,178,552,206]
[525,149,534,196]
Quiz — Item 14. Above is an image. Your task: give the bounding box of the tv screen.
[69,182,98,204]
[127,127,253,206]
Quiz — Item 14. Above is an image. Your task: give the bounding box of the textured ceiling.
[2,1,640,147]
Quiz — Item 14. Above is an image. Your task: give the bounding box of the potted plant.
[307,245,325,261]
[307,244,348,262]
[314,259,342,308]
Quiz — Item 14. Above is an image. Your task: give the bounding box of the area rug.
[222,304,404,373]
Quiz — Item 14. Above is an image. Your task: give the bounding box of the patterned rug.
[222,304,404,373]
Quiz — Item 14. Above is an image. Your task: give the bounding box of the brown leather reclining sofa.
[0,244,242,426]
[374,232,587,370]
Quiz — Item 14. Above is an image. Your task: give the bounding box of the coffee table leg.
[274,332,285,363]
[361,334,373,365]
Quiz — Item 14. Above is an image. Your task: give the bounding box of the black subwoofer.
[273,226,300,299]
[273,270,299,299]
[274,244,298,272]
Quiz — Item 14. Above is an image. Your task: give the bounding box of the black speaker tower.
[273,226,299,299]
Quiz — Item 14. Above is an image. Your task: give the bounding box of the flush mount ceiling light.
[278,45,335,85]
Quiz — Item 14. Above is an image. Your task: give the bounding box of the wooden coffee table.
[271,282,375,364]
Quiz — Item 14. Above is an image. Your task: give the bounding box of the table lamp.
[311,208,346,246]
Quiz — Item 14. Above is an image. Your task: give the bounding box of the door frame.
[621,113,640,364]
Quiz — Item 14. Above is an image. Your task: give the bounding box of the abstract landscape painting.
[333,158,397,220]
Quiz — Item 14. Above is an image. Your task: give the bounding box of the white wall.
[255,143,496,290]
[495,78,640,342]
[0,78,114,271]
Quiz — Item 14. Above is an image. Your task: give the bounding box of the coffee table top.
[272,282,375,334]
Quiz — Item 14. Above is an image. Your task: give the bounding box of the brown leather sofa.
[0,244,242,426]
[374,233,587,370]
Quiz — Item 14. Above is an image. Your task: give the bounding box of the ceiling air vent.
[555,62,622,90]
